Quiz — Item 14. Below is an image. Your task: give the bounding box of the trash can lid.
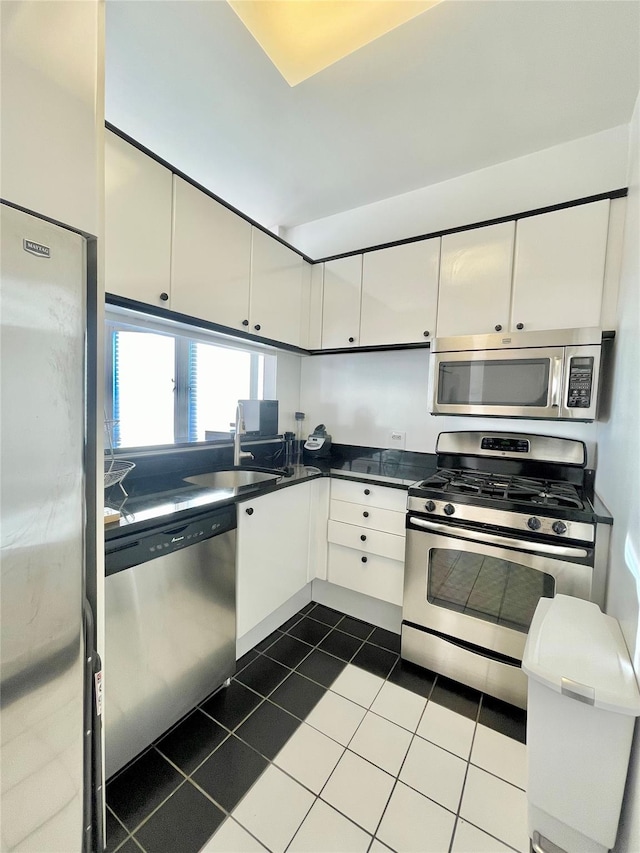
[522,595,640,715]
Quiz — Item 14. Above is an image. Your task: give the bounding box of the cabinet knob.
[363,511,369,518]
[364,488,370,495]
[242,319,249,327]
[254,324,261,331]
[516,322,524,330]
[361,556,368,564]
[348,337,355,343]
[245,507,254,515]
[160,292,169,302]
[360,534,367,541]
[423,330,430,338]
[494,324,502,332]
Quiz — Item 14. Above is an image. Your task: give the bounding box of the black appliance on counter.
[304,424,332,459]
[402,431,611,709]
[239,399,279,437]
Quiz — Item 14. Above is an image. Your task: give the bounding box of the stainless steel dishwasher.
[105,504,236,778]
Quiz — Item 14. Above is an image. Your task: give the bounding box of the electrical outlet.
[389,430,406,449]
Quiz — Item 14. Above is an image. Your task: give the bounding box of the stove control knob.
[552,521,567,535]
[443,503,455,516]
[425,500,436,512]
[527,516,541,531]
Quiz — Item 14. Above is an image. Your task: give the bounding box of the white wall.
[300,349,598,458]
[596,92,640,853]
[0,0,103,235]
[284,126,629,258]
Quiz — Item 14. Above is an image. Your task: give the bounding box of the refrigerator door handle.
[83,599,103,853]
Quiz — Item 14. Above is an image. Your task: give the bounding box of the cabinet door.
[321,255,363,348]
[360,239,440,346]
[250,229,304,346]
[171,176,251,332]
[511,200,610,332]
[105,132,173,307]
[437,222,514,337]
[327,544,404,606]
[236,483,311,638]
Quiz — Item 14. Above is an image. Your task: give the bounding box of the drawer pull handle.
[363,511,369,518]
[364,488,371,495]
[245,507,254,515]
[361,556,368,563]
[360,534,367,541]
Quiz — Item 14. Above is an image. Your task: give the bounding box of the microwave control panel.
[566,357,594,408]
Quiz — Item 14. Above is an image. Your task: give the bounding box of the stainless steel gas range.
[401,431,611,709]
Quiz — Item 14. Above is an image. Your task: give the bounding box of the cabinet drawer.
[327,520,405,561]
[327,544,404,606]
[330,499,405,536]
[330,479,407,512]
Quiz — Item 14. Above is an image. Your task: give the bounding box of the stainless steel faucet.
[234,401,254,466]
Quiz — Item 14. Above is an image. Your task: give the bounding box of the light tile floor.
[106,603,528,853]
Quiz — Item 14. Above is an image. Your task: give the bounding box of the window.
[105,311,274,449]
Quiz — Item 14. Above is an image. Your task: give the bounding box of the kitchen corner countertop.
[104,448,436,542]
[105,466,324,539]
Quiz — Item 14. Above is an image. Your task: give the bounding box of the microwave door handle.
[408,516,588,558]
[550,356,564,409]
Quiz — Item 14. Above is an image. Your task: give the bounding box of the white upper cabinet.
[1,0,101,235]
[250,228,305,347]
[171,176,252,332]
[105,131,173,307]
[437,222,515,338]
[322,255,363,348]
[360,239,440,346]
[511,200,610,332]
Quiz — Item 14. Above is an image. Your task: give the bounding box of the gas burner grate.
[418,469,585,509]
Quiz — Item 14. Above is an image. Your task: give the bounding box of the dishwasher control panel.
[105,505,237,576]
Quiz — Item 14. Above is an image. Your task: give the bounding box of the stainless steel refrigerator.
[0,202,101,852]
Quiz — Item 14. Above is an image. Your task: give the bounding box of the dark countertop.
[104,444,438,542]
[105,466,323,541]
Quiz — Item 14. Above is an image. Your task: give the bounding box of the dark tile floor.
[105,603,527,853]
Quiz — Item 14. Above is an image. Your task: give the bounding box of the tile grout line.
[106,605,393,853]
[223,610,389,851]
[113,604,526,853]
[365,666,438,848]
[445,694,482,853]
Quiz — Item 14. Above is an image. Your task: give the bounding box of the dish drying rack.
[104,419,135,498]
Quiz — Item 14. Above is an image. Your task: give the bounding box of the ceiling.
[105,0,640,235]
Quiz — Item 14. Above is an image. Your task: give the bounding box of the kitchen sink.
[184,468,283,489]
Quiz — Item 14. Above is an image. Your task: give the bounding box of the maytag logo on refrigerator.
[23,239,50,258]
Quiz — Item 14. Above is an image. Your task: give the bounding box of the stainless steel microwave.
[430,328,607,421]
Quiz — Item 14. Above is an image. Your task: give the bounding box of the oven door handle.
[407,517,588,558]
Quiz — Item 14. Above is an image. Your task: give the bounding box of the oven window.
[437,359,550,406]
[427,548,555,633]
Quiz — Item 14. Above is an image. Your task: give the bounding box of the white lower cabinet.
[327,544,404,606]
[236,482,312,638]
[326,480,406,606]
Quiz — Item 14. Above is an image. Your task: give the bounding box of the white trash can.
[522,594,640,853]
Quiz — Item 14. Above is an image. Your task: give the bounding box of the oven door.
[403,516,594,662]
[430,347,564,419]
